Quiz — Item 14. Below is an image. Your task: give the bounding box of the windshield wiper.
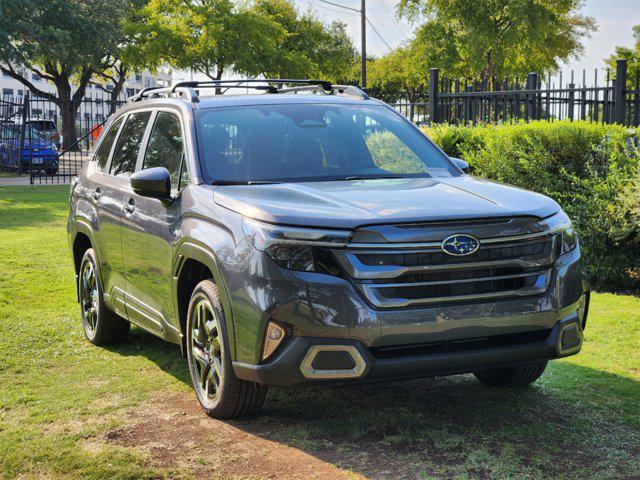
[211,180,281,185]
[342,174,405,181]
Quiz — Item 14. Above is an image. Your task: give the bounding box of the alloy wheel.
[80,260,99,335]
[190,299,223,401]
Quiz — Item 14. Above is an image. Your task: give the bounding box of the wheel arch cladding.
[174,241,236,359]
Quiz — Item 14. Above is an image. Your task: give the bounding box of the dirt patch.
[101,392,364,479]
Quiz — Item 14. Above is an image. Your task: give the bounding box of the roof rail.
[129,79,369,103]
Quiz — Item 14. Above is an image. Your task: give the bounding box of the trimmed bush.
[423,121,640,291]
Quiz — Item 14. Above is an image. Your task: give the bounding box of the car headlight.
[542,210,578,254]
[243,218,350,273]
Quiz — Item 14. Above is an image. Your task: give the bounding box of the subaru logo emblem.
[441,234,480,256]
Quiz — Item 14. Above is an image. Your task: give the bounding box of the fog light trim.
[262,321,286,361]
[556,320,583,356]
[300,345,367,379]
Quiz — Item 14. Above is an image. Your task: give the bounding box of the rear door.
[83,116,127,316]
[122,110,189,336]
[102,110,153,317]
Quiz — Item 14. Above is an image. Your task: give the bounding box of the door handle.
[91,188,101,201]
[124,198,136,213]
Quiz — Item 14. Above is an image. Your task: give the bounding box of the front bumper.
[234,307,586,386]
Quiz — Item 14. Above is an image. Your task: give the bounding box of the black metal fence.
[0,89,127,183]
[375,59,639,128]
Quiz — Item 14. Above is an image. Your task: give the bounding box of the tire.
[78,248,130,345]
[473,361,548,387]
[186,279,267,419]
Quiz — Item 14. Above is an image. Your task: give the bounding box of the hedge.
[422,121,640,292]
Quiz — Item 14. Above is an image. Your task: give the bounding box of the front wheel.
[473,361,548,387]
[186,279,267,419]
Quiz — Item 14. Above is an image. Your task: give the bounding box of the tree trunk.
[109,69,127,115]
[485,51,495,79]
[214,66,224,95]
[59,100,79,151]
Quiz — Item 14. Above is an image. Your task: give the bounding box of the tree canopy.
[605,25,639,88]
[397,0,597,79]
[0,0,139,148]
[129,0,357,87]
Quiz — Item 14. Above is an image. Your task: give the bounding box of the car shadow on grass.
[109,327,640,479]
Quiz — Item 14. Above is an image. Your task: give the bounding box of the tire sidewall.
[186,281,232,413]
[79,248,102,342]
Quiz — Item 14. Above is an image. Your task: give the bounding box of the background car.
[0,123,59,174]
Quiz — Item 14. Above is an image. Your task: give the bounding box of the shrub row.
[423,121,640,291]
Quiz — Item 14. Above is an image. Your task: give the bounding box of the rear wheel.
[473,361,548,387]
[79,248,130,345]
[186,280,267,419]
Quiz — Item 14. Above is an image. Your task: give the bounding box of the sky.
[294,0,639,81]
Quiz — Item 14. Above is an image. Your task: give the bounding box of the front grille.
[356,240,547,267]
[333,229,558,308]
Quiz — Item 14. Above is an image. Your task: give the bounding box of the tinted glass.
[143,112,184,191]
[110,112,151,177]
[94,117,123,171]
[196,104,457,183]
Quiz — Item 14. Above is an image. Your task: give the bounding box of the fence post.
[428,68,439,124]
[525,73,538,120]
[18,91,30,176]
[613,59,628,125]
[567,84,575,121]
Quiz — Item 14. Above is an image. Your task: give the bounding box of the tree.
[605,25,639,88]
[0,0,135,149]
[129,0,284,93]
[397,0,596,78]
[253,0,357,82]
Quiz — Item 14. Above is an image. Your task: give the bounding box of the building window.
[32,108,43,117]
[135,74,142,83]
[2,88,13,97]
[32,72,42,81]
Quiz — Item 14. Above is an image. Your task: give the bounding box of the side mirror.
[451,157,471,174]
[130,167,171,198]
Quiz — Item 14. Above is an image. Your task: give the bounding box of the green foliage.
[129,0,357,84]
[249,0,357,81]
[128,0,284,82]
[397,0,596,78]
[605,24,640,88]
[424,121,640,291]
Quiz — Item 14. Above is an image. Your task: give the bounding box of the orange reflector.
[262,322,286,361]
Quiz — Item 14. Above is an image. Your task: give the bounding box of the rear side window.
[143,112,185,192]
[110,112,151,178]
[94,117,123,171]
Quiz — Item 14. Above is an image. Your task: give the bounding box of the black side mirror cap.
[451,157,471,174]
[130,167,171,198]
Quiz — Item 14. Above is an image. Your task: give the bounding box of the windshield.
[196,104,458,183]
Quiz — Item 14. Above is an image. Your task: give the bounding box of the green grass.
[0,185,638,479]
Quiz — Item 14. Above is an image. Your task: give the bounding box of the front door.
[121,110,189,337]
[104,110,153,321]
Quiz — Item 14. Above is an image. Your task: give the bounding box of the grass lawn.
[0,185,638,479]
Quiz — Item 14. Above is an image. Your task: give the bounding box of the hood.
[213,176,560,229]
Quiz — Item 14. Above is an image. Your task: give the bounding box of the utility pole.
[361,0,366,88]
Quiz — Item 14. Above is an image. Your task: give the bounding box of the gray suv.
[68,80,589,418]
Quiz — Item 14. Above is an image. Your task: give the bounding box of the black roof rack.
[129,79,369,103]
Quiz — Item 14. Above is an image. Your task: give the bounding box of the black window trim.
[106,110,153,178]
[93,115,126,174]
[136,108,190,193]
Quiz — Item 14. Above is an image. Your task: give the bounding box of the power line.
[366,17,393,50]
[316,0,360,13]
[373,0,412,38]
[314,3,359,16]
